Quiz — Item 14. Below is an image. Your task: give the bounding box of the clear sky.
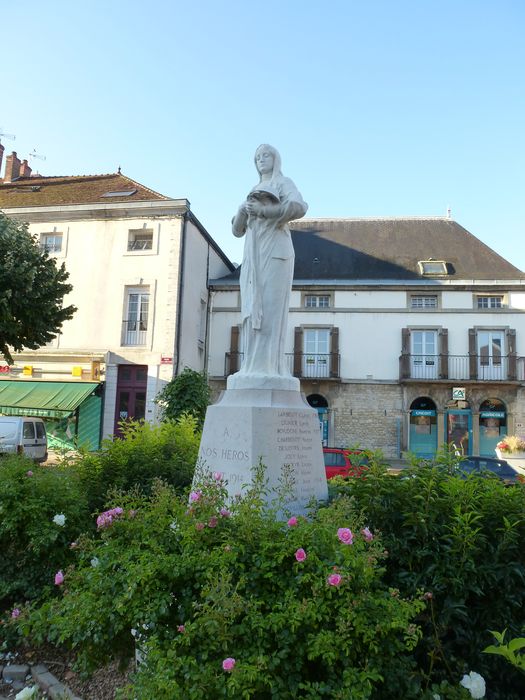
[2,1,524,270]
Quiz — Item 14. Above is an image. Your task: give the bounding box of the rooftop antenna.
[29,149,46,163]
[0,129,16,144]
[446,205,452,219]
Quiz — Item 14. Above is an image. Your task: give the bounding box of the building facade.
[0,152,233,448]
[207,217,525,459]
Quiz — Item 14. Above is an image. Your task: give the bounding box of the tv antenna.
[0,129,16,144]
[29,149,46,162]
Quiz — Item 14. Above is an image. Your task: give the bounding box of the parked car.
[457,456,521,485]
[0,416,48,463]
[323,447,369,480]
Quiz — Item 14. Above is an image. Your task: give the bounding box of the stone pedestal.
[196,386,328,514]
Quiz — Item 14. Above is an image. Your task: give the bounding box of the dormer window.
[418,260,449,276]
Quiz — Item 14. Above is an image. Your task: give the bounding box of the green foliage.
[0,455,91,611]
[484,629,525,674]
[331,450,525,698]
[25,472,426,699]
[155,367,210,426]
[69,415,201,512]
[0,212,76,363]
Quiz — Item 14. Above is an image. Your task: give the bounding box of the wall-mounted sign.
[0,366,10,374]
[480,411,505,419]
[412,410,436,416]
[160,356,173,365]
[452,387,466,400]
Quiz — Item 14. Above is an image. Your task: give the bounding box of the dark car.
[457,456,521,485]
[323,447,369,480]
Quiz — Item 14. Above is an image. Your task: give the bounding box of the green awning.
[0,381,99,418]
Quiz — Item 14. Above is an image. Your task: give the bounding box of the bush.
[0,455,91,611]
[70,415,201,512]
[25,470,430,699]
[155,367,210,427]
[331,450,525,699]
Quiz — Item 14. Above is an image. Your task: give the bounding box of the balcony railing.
[224,352,340,379]
[400,354,525,381]
[122,320,148,346]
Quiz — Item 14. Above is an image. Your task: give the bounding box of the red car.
[323,448,369,480]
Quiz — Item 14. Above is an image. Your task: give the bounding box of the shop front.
[479,398,507,457]
[409,397,438,458]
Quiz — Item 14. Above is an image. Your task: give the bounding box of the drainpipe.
[174,212,188,376]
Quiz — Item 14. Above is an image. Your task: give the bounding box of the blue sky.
[3,1,524,270]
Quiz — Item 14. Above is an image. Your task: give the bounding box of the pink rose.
[287,516,298,527]
[177,625,185,633]
[26,470,34,477]
[222,657,236,672]
[213,471,223,481]
[11,608,21,619]
[54,570,64,586]
[337,528,353,545]
[295,548,307,562]
[361,527,373,542]
[208,516,218,528]
[220,507,231,518]
[195,522,205,531]
[327,573,342,587]
[189,490,202,502]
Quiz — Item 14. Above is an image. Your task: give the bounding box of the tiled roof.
[213,217,525,283]
[0,172,169,208]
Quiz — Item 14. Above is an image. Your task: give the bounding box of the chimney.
[0,143,4,179]
[19,159,32,178]
[4,151,21,182]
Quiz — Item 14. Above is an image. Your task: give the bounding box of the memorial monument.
[197,145,328,512]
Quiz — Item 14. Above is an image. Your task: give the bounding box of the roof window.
[101,189,137,198]
[418,260,449,276]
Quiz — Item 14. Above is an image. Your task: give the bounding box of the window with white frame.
[303,328,330,377]
[304,294,330,308]
[198,299,207,347]
[127,229,153,251]
[40,233,63,254]
[410,294,438,309]
[122,288,150,346]
[476,295,504,309]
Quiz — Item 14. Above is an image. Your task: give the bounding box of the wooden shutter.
[330,327,340,378]
[228,325,240,375]
[400,328,410,379]
[293,327,303,377]
[507,328,517,380]
[468,328,477,380]
[439,328,449,379]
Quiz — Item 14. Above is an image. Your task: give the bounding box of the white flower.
[90,557,99,568]
[433,695,441,700]
[15,686,38,699]
[52,513,66,526]
[460,671,486,699]
[169,521,179,531]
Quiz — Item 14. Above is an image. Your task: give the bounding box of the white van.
[0,416,48,463]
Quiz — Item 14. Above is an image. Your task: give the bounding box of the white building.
[208,217,525,459]
[0,150,233,448]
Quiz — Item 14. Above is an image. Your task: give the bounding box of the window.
[127,229,153,251]
[198,299,207,346]
[418,260,448,276]
[410,330,438,379]
[304,294,330,308]
[102,189,137,198]
[410,295,438,309]
[303,328,330,377]
[23,422,35,439]
[40,233,62,254]
[477,295,504,309]
[123,288,150,346]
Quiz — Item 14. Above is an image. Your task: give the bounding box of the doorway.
[113,364,148,437]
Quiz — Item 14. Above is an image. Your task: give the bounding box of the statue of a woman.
[228,145,308,389]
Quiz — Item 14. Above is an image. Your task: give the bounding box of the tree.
[0,212,77,363]
[155,367,210,427]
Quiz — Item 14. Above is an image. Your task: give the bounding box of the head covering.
[254,144,282,183]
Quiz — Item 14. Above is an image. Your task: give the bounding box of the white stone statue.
[228,144,308,389]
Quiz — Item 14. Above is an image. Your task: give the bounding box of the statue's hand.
[245,200,264,217]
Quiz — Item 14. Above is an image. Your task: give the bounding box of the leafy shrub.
[0,455,90,611]
[25,471,430,699]
[331,450,525,699]
[155,367,210,427]
[69,415,201,512]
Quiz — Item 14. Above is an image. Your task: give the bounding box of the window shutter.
[293,327,303,377]
[439,328,449,379]
[400,328,410,379]
[507,328,517,380]
[228,326,240,375]
[330,327,340,378]
[468,328,477,380]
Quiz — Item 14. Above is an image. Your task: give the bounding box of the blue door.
[409,410,438,458]
[445,410,472,456]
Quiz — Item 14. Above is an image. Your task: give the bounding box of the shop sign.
[160,356,173,365]
[412,410,435,416]
[480,411,505,418]
[452,387,466,400]
[0,366,10,374]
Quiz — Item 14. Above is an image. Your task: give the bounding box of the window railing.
[122,320,148,346]
[224,352,340,379]
[400,354,523,381]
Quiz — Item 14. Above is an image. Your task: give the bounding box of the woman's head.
[254,144,282,180]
